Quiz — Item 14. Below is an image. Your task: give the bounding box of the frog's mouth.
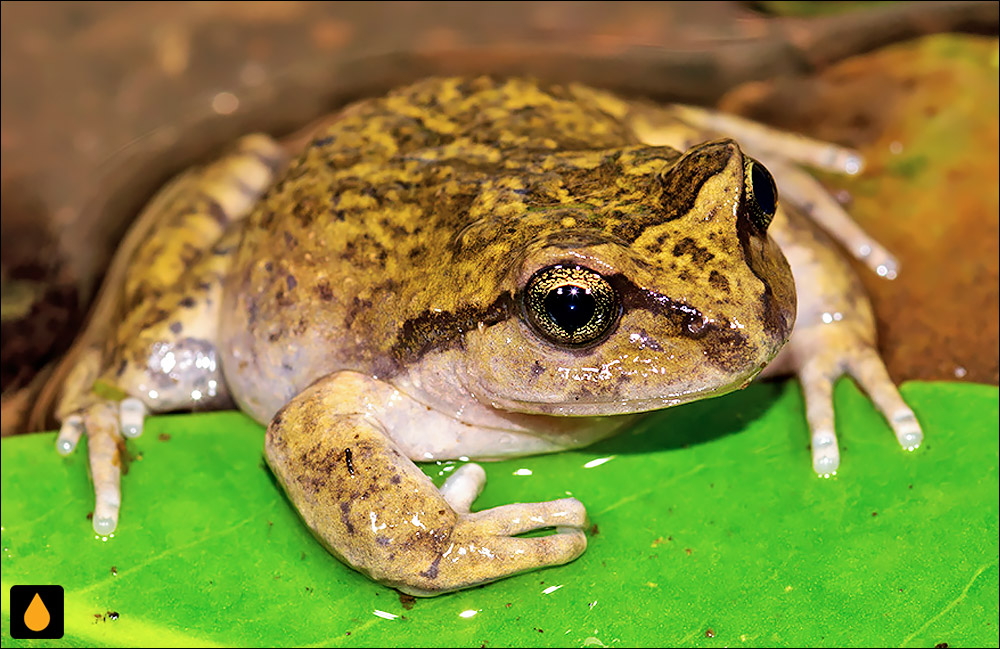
[479,366,762,418]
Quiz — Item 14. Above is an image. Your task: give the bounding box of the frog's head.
[462,138,796,416]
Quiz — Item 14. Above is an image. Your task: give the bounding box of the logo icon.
[9,585,64,639]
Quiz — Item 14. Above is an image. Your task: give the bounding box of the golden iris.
[523,265,618,346]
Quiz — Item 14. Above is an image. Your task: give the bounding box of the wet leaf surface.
[2,380,997,647]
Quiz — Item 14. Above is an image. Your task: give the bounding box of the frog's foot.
[434,462,587,592]
[781,335,922,477]
[265,372,588,596]
[55,397,148,534]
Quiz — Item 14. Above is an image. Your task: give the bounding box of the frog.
[45,76,922,596]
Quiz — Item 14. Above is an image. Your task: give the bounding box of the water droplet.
[24,593,50,632]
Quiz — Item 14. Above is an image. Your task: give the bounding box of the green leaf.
[2,381,997,647]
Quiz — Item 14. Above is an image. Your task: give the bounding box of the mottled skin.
[50,77,921,596]
[225,77,793,425]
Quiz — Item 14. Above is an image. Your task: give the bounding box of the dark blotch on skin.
[316,281,334,301]
[287,275,298,290]
[208,201,229,225]
[299,441,342,479]
[419,555,442,579]
[169,321,183,334]
[651,143,732,226]
[393,292,513,362]
[672,237,714,268]
[179,296,196,308]
[339,501,355,534]
[709,270,730,294]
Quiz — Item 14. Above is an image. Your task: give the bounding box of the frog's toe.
[439,462,486,513]
[119,397,148,439]
[399,521,587,597]
[799,359,842,477]
[848,348,924,452]
[464,498,587,537]
[467,527,587,570]
[811,432,841,477]
[82,402,125,535]
[57,401,125,534]
[797,342,923,476]
[56,414,85,455]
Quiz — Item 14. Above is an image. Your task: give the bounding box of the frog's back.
[221,77,640,422]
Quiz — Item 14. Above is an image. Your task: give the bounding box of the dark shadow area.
[584,379,789,456]
[0,181,80,394]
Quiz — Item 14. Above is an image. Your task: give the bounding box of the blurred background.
[1,1,997,434]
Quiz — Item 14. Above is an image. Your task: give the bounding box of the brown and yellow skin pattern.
[223,77,794,425]
[58,76,927,596]
[217,77,796,595]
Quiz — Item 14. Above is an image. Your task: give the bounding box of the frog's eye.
[744,157,778,230]
[523,265,618,347]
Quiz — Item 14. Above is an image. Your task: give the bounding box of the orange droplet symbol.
[24,592,51,632]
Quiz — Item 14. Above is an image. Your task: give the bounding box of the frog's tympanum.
[49,77,923,596]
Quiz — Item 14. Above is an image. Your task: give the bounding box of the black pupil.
[751,163,776,215]
[544,285,595,335]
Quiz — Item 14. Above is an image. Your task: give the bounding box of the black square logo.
[9,585,64,639]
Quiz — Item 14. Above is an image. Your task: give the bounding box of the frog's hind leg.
[52,135,288,535]
[265,372,588,596]
[35,134,286,430]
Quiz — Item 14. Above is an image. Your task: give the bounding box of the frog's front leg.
[265,371,588,596]
[762,206,922,476]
